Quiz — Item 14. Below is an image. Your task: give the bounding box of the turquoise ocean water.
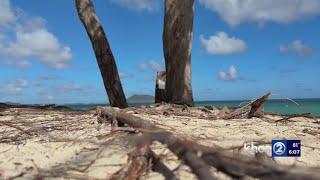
[66,99,320,116]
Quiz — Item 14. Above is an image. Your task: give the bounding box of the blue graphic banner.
[272,140,301,157]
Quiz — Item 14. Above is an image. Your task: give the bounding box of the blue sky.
[0,0,320,104]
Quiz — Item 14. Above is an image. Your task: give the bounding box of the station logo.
[272,140,301,157]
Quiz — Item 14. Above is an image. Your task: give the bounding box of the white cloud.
[119,71,134,78]
[139,60,164,72]
[16,78,28,88]
[40,73,55,80]
[0,33,5,41]
[119,71,126,78]
[4,59,31,69]
[218,65,241,81]
[16,16,47,32]
[0,0,15,27]
[280,40,316,58]
[111,0,159,12]
[139,63,147,72]
[0,33,5,52]
[200,32,246,55]
[136,76,155,83]
[0,2,72,69]
[0,78,28,95]
[54,83,83,93]
[149,60,163,72]
[7,29,72,69]
[199,0,320,26]
[52,83,96,97]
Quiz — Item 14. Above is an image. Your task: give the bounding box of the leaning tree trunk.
[163,0,194,106]
[75,0,128,108]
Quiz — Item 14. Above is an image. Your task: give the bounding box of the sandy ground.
[0,106,319,179]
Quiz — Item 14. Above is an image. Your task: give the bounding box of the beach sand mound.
[0,106,319,179]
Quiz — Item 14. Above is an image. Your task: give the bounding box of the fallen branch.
[302,128,319,136]
[7,172,26,180]
[111,143,150,180]
[248,93,271,118]
[221,93,271,119]
[149,150,177,180]
[275,113,312,123]
[98,107,214,180]
[125,143,153,180]
[111,142,176,180]
[0,121,33,136]
[220,108,250,120]
[97,107,320,179]
[133,134,214,180]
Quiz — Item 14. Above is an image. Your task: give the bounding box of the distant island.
[127,94,155,103]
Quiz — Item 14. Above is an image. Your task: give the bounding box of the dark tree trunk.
[155,71,166,103]
[75,0,128,108]
[163,0,194,106]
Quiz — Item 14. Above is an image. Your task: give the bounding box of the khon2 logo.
[272,140,301,157]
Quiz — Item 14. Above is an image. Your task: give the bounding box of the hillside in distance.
[127,94,155,103]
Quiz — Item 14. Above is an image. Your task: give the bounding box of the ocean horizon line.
[61,97,320,106]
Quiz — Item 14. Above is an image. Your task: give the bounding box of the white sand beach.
[0,106,319,179]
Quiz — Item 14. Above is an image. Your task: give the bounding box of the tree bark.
[248,92,271,118]
[75,0,128,108]
[163,0,194,106]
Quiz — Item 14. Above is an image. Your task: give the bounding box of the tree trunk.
[75,0,128,108]
[163,0,194,106]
